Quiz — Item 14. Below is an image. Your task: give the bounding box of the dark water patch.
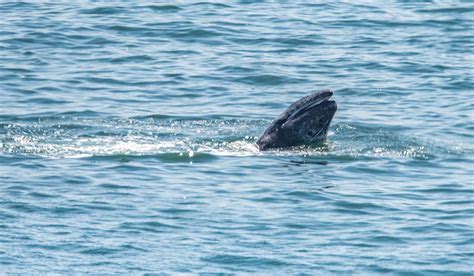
[189,2,233,8]
[249,196,299,204]
[106,25,156,36]
[217,65,257,73]
[84,37,118,46]
[2,67,33,74]
[282,223,308,229]
[202,254,288,268]
[159,49,200,55]
[425,18,468,27]
[229,36,321,47]
[110,54,154,64]
[98,183,138,190]
[109,163,150,172]
[50,206,86,215]
[157,208,197,215]
[213,20,248,28]
[169,28,226,41]
[7,32,75,48]
[429,222,473,233]
[370,235,408,244]
[234,74,306,86]
[416,6,474,14]
[19,97,70,105]
[7,202,40,213]
[35,86,63,93]
[120,221,182,233]
[79,76,134,86]
[415,187,473,195]
[280,37,323,46]
[27,192,57,199]
[80,6,127,15]
[120,244,149,253]
[333,208,372,216]
[30,223,70,229]
[365,264,395,274]
[162,73,183,79]
[333,200,397,212]
[4,185,32,192]
[76,202,117,212]
[143,5,182,12]
[0,212,16,220]
[0,1,40,10]
[80,247,122,255]
[0,38,36,48]
[330,19,423,29]
[439,200,474,206]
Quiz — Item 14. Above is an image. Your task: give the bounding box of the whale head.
[257,89,337,151]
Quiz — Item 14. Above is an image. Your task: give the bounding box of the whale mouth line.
[311,117,331,141]
[286,94,333,122]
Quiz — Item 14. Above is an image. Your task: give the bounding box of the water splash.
[0,118,468,160]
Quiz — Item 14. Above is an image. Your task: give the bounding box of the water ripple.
[1,0,473,274]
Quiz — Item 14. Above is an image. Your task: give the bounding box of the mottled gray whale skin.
[257,89,337,151]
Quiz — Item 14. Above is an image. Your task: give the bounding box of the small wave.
[189,2,233,8]
[143,5,182,12]
[110,55,154,64]
[416,7,474,14]
[234,74,307,86]
[80,6,127,15]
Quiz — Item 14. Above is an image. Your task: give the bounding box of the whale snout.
[320,99,337,116]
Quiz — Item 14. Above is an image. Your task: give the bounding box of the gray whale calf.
[257,89,337,150]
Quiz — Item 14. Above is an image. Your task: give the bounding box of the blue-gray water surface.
[1,1,473,274]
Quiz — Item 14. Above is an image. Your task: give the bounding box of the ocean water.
[1,0,473,274]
